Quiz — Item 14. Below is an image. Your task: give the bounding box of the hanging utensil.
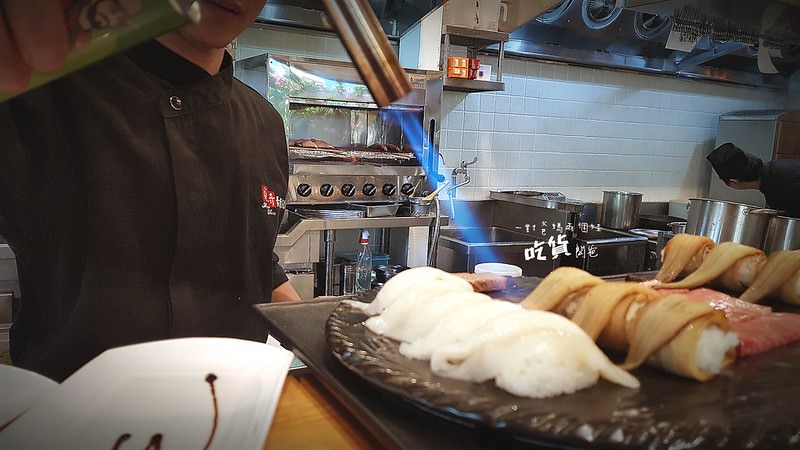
[409,178,423,197]
[423,180,450,202]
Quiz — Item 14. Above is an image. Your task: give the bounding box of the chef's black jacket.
[760,159,800,218]
[0,41,289,381]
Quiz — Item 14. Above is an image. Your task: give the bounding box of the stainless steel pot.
[685,198,778,249]
[600,191,642,230]
[407,197,433,217]
[669,221,687,234]
[763,216,800,254]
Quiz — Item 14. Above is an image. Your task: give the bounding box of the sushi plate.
[326,291,800,450]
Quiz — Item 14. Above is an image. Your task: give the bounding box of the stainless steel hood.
[257,0,439,38]
[256,0,800,89]
[622,0,800,44]
[494,0,800,89]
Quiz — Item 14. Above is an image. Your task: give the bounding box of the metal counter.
[276,214,448,298]
[276,215,447,248]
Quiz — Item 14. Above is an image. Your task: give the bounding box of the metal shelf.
[443,78,505,92]
[443,25,510,48]
[441,26,509,93]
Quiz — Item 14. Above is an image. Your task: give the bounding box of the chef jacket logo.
[261,184,285,216]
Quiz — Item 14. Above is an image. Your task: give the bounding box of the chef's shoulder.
[230,78,288,160]
[231,78,284,126]
[1,50,150,130]
[768,159,800,181]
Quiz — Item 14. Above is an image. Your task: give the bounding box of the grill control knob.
[320,183,334,197]
[362,183,377,196]
[400,183,415,196]
[382,183,397,196]
[297,183,312,197]
[341,183,356,197]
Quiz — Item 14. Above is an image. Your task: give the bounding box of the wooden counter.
[264,372,383,450]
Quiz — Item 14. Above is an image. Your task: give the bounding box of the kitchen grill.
[259,54,442,206]
[287,147,417,165]
[236,54,445,298]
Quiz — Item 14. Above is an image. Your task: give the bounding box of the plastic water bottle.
[355,230,372,293]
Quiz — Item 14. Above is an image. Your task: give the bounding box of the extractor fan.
[582,0,623,29]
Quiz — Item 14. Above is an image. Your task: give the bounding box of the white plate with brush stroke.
[0,338,293,449]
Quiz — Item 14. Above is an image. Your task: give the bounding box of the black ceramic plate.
[326,293,800,450]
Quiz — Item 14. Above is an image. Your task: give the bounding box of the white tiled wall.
[236,24,351,61]
[441,59,799,203]
[237,25,800,204]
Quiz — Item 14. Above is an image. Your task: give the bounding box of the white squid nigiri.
[399,296,521,360]
[365,290,486,342]
[430,309,639,398]
[351,267,473,316]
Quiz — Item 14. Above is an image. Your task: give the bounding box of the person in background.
[706,142,800,218]
[0,0,301,382]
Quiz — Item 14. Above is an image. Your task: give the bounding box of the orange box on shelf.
[446,66,469,78]
[447,56,469,68]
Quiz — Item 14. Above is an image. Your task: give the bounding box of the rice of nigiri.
[647,325,738,376]
[494,333,634,398]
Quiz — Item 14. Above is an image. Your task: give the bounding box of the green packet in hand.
[0,0,200,103]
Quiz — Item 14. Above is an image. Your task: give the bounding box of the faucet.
[448,157,478,221]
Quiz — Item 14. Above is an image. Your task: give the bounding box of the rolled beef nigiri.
[656,234,716,283]
[656,242,766,294]
[779,271,800,306]
[522,268,738,381]
[622,294,737,381]
[570,282,659,353]
[739,250,800,304]
[522,266,604,316]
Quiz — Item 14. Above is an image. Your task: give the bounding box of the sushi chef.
[707,143,800,218]
[0,0,301,382]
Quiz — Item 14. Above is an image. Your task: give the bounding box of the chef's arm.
[271,252,300,302]
[272,280,301,303]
